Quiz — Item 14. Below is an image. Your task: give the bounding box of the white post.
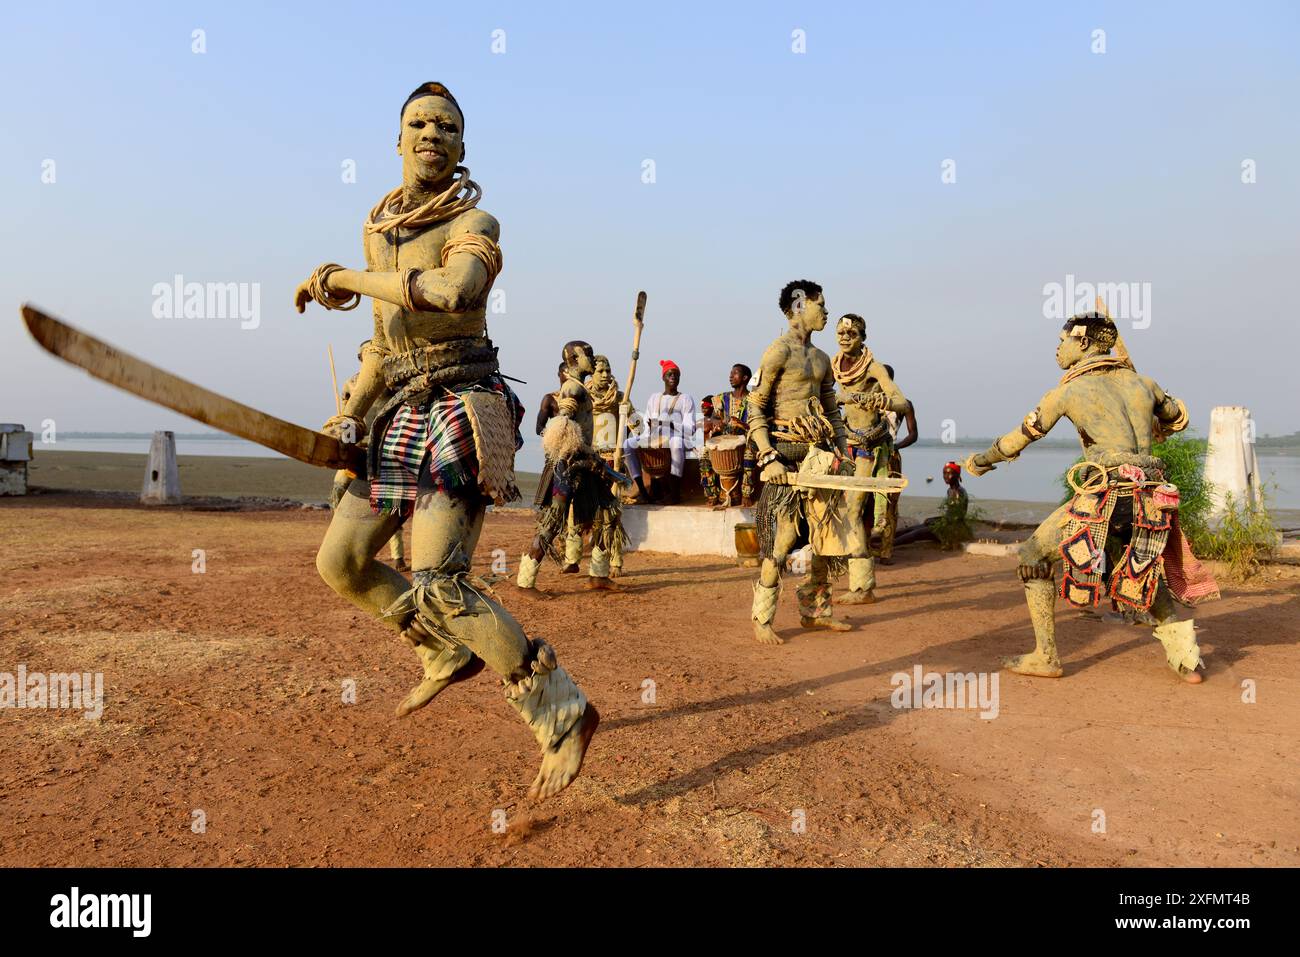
[0,423,33,496]
[141,430,182,505]
[1203,406,1261,522]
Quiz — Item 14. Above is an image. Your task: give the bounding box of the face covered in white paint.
[836,316,865,355]
[566,341,595,377]
[590,357,612,391]
[788,291,828,333]
[399,95,464,187]
[1055,328,1089,370]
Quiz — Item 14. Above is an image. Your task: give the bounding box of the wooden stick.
[328,344,342,416]
[613,291,647,471]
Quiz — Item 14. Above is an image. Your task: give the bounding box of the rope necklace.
[587,379,620,412]
[832,347,873,385]
[366,166,482,235]
[1058,354,1133,386]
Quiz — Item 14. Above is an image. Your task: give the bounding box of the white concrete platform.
[963,541,1022,558]
[622,505,755,557]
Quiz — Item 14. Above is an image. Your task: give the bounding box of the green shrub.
[933,498,979,550]
[1194,490,1278,581]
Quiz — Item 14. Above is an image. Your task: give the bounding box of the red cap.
[660,360,679,375]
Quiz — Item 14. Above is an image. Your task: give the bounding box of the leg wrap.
[564,526,583,565]
[848,556,875,594]
[503,638,587,750]
[1153,619,1203,676]
[517,553,541,588]
[1018,559,1054,582]
[752,582,780,625]
[382,566,484,677]
[796,581,832,620]
[589,546,611,578]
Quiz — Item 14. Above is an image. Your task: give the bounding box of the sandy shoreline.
[20,450,1052,524]
[24,449,541,507]
[17,449,1300,528]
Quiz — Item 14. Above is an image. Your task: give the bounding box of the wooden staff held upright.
[613,291,647,472]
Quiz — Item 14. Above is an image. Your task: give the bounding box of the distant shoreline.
[16,449,1300,529]
[30,431,1300,453]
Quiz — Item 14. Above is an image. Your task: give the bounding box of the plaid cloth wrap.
[1058,476,1182,612]
[370,375,524,516]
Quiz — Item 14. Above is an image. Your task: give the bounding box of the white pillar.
[0,424,33,496]
[141,430,182,505]
[1203,406,1261,521]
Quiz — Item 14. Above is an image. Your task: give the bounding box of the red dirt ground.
[1,494,1296,867]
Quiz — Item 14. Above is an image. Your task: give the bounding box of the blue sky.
[2,1,1297,455]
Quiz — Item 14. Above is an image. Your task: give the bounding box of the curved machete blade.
[21,303,364,472]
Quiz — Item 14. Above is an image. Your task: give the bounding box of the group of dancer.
[291,82,1215,801]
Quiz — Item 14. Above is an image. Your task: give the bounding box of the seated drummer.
[699,363,757,507]
[623,359,696,505]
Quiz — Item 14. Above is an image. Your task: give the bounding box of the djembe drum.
[704,434,746,507]
[637,447,670,481]
[733,521,760,567]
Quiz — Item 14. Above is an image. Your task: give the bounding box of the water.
[898,445,1300,510]
[38,436,284,458]
[38,435,1300,509]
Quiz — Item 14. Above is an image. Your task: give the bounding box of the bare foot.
[1000,651,1064,678]
[608,565,622,580]
[800,616,853,632]
[1181,669,1204,685]
[586,576,621,592]
[515,585,553,601]
[754,622,785,645]
[394,655,485,718]
[837,589,877,605]
[561,563,579,574]
[529,704,599,799]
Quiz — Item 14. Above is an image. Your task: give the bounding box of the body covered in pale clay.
[831,313,908,603]
[518,341,627,592]
[298,82,597,798]
[747,281,859,644]
[966,310,1216,683]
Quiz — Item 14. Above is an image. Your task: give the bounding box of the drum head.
[705,434,746,451]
